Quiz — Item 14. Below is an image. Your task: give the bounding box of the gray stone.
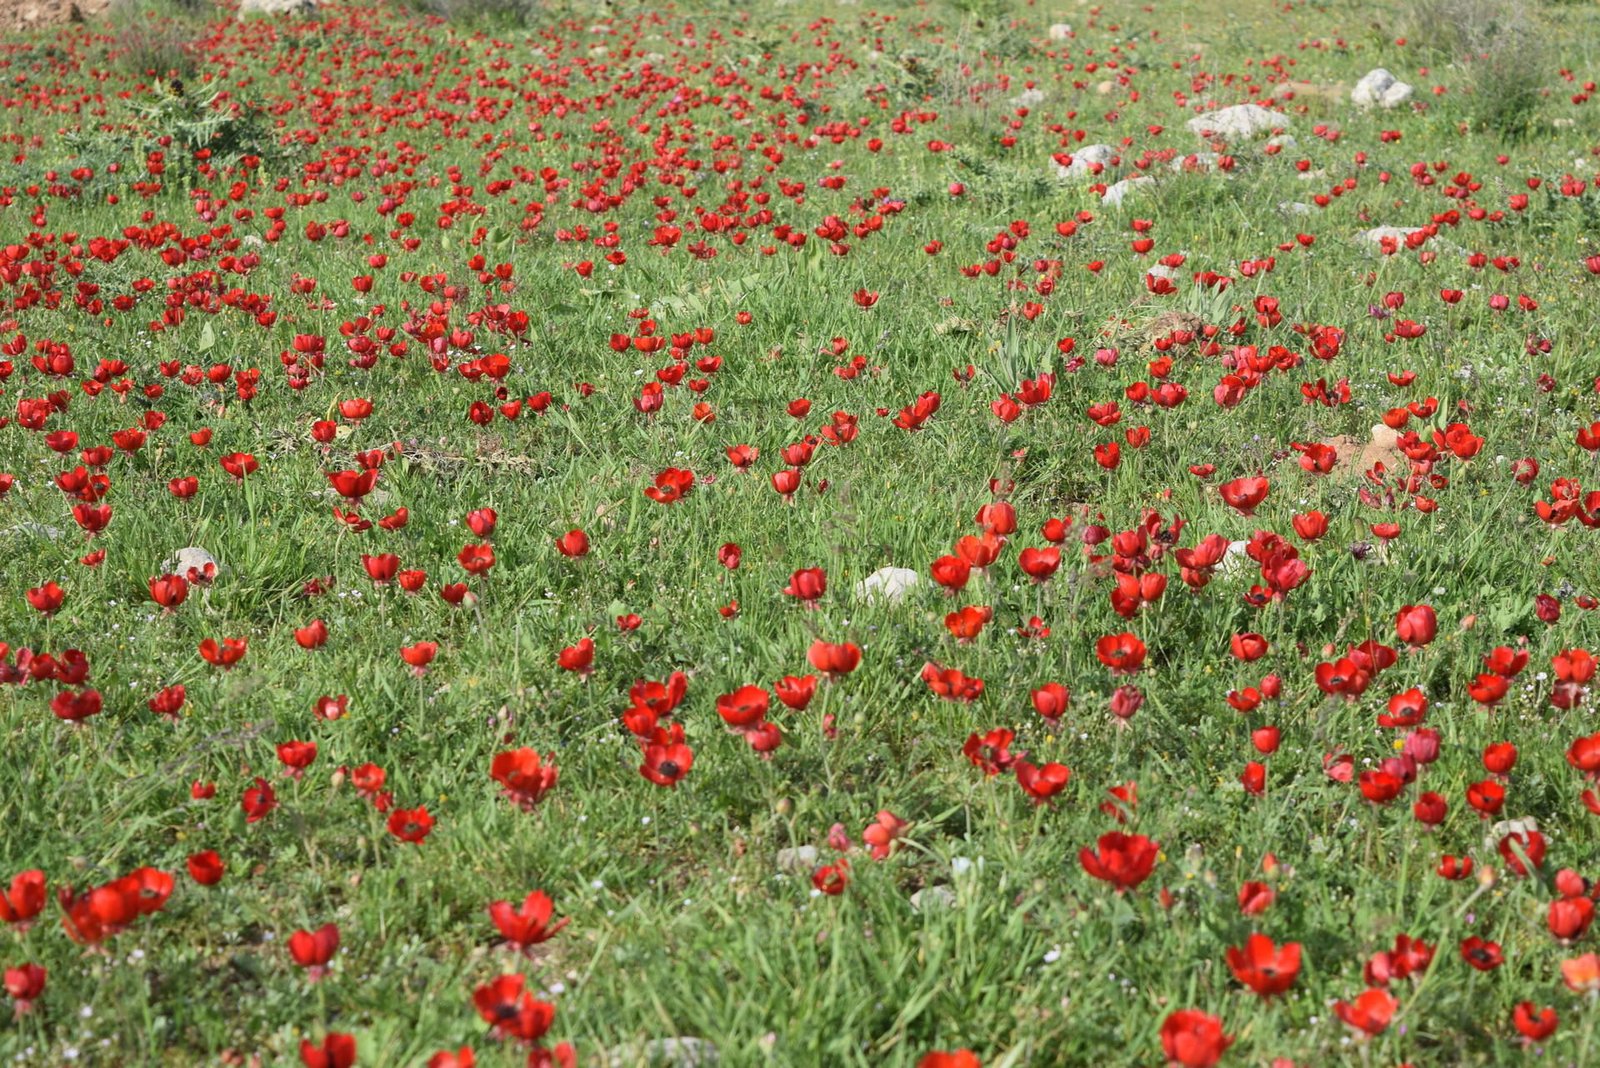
[910,885,957,912]
[2,522,64,542]
[1185,104,1287,142]
[775,846,818,873]
[238,0,318,17]
[1047,23,1072,41]
[854,566,919,605]
[166,546,217,578]
[1101,175,1153,208]
[609,1038,720,1067]
[1352,68,1413,109]
[1053,143,1116,180]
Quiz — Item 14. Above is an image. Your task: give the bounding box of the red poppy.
[1395,603,1437,647]
[1512,1002,1558,1043]
[472,973,556,1043]
[241,777,277,823]
[641,725,694,787]
[3,963,45,1016]
[1158,1009,1233,1068]
[1016,761,1072,804]
[1459,935,1504,971]
[917,1053,980,1068]
[1030,683,1070,725]
[489,890,569,951]
[388,806,435,844]
[1079,831,1159,892]
[0,871,46,929]
[288,923,340,980]
[644,467,695,504]
[1334,988,1398,1035]
[812,860,849,895]
[963,729,1018,775]
[490,749,560,810]
[808,640,862,678]
[1095,632,1146,674]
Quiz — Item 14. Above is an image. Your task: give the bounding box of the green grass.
[1,0,1600,1064]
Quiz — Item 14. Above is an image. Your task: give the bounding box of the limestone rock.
[1352,68,1414,109]
[1101,175,1153,208]
[239,0,319,18]
[1053,143,1116,180]
[855,566,919,606]
[1185,104,1287,142]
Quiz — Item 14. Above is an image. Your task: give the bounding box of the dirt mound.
[2,0,112,33]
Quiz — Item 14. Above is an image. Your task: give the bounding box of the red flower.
[241,777,277,823]
[1159,1009,1233,1068]
[1334,988,1398,1036]
[716,685,770,731]
[288,923,340,980]
[4,962,45,1016]
[1030,683,1070,725]
[1512,1002,1558,1043]
[198,637,247,669]
[812,860,849,895]
[807,640,862,678]
[301,1033,357,1068]
[1079,831,1159,892]
[557,638,595,675]
[1459,935,1504,971]
[1395,603,1437,647]
[489,890,569,951]
[186,851,225,886]
[640,725,694,788]
[1015,760,1072,804]
[554,529,589,557]
[917,1053,980,1068]
[644,467,695,504]
[963,728,1018,776]
[490,749,559,810]
[471,973,556,1043]
[0,870,46,930]
[388,806,436,844]
[400,641,438,675]
[783,567,827,603]
[1218,476,1268,515]
[1095,632,1147,674]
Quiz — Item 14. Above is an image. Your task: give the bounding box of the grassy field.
[3,0,1600,1064]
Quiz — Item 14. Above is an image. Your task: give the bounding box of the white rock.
[1185,104,1287,142]
[1100,175,1153,208]
[1264,133,1297,152]
[238,0,318,17]
[609,1038,720,1067]
[1053,143,1116,180]
[910,885,958,912]
[1353,226,1427,253]
[855,566,919,605]
[1352,68,1413,109]
[2,522,64,541]
[1047,23,1072,41]
[1218,540,1252,577]
[166,546,217,578]
[1010,88,1046,108]
[775,846,818,873]
[1280,201,1313,216]
[1170,152,1221,174]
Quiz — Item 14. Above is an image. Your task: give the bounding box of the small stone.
[1185,104,1287,142]
[1047,23,1072,41]
[2,522,65,542]
[1352,68,1413,109]
[1053,143,1116,180]
[1010,88,1045,108]
[166,546,217,577]
[1100,176,1153,208]
[910,885,957,912]
[776,846,818,873]
[238,0,318,17]
[609,1037,720,1067]
[855,566,919,605]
